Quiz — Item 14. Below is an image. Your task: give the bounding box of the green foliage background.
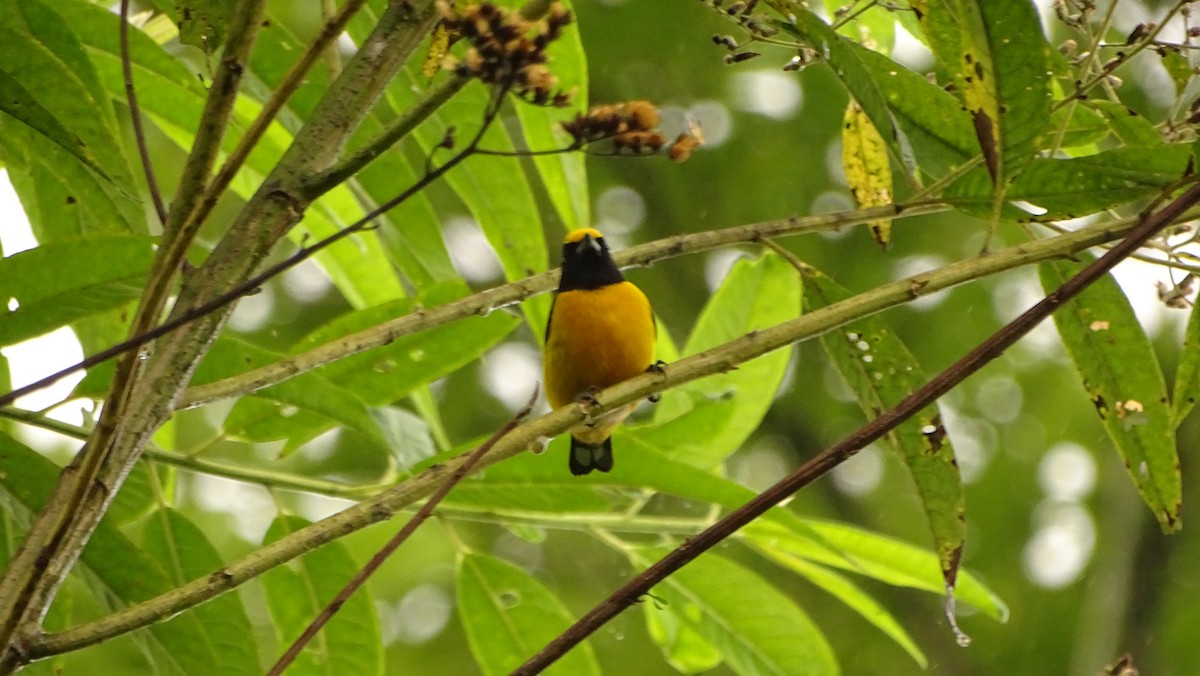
[1,0,1199,674]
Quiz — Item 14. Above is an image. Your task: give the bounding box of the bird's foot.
[646,361,667,403]
[576,387,603,426]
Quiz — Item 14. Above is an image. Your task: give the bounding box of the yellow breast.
[543,281,655,410]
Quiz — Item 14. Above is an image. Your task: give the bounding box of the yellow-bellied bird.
[543,228,656,475]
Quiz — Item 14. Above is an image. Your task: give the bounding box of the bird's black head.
[558,228,625,291]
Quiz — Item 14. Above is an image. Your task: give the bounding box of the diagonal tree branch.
[20,199,1198,663]
[267,390,538,676]
[0,2,442,669]
[0,0,271,663]
[118,0,166,225]
[179,0,373,239]
[179,201,951,408]
[511,180,1200,674]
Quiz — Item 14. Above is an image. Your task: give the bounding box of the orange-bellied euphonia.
[543,228,656,475]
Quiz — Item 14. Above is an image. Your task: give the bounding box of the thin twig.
[0,407,384,498]
[304,74,470,195]
[511,180,1200,674]
[119,0,167,225]
[1055,1,1188,111]
[178,201,948,408]
[180,0,371,240]
[266,389,537,675]
[0,1,270,665]
[21,202,1200,662]
[0,82,510,411]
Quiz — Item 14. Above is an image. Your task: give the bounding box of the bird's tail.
[568,436,614,476]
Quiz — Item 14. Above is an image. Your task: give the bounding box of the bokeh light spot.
[1038,442,1097,502]
[831,444,884,496]
[1023,503,1095,588]
[445,216,504,284]
[594,185,646,241]
[483,342,542,412]
[380,584,453,645]
[227,286,275,332]
[730,70,803,120]
[283,259,333,302]
[686,100,733,147]
[975,375,1025,424]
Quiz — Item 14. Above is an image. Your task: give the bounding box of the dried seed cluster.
[436,1,575,106]
[561,101,703,162]
[562,101,665,151]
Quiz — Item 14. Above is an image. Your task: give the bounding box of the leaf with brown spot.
[802,265,967,600]
[1042,258,1181,532]
[918,0,1051,185]
[776,10,978,183]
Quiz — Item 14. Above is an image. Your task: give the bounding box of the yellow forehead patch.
[564,227,604,244]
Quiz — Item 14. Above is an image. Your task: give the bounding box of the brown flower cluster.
[436,1,574,106]
[561,101,703,162]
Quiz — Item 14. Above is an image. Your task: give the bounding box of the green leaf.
[0,432,229,674]
[0,69,108,180]
[293,286,520,407]
[65,0,409,307]
[176,0,235,56]
[441,440,835,561]
[8,1,183,240]
[457,552,601,676]
[510,0,590,231]
[778,11,977,181]
[643,598,724,674]
[202,306,473,458]
[1049,102,1110,151]
[627,393,738,468]
[633,547,838,676]
[0,0,128,180]
[334,5,467,290]
[142,507,261,675]
[290,194,408,309]
[3,138,137,239]
[392,69,551,330]
[802,264,966,588]
[1173,300,1200,426]
[0,0,139,235]
[209,293,516,451]
[744,519,1008,622]
[825,0,896,53]
[748,541,927,667]
[920,0,1051,183]
[261,515,383,676]
[1090,100,1161,146]
[1160,47,1193,95]
[649,253,799,468]
[946,145,1194,220]
[1041,259,1181,531]
[222,374,388,451]
[436,440,1005,628]
[0,235,155,347]
[105,461,161,525]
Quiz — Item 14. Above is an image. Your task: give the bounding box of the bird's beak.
[582,233,602,254]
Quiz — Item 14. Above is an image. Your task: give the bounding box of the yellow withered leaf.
[421,22,457,79]
[842,99,893,249]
